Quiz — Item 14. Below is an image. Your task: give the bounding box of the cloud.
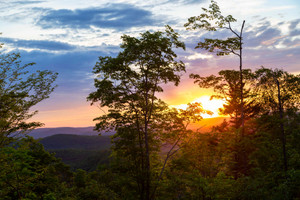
[1,37,76,51]
[164,0,206,5]
[0,0,44,12]
[17,49,105,72]
[36,4,158,31]
[289,29,300,37]
[289,19,300,37]
[0,0,44,8]
[245,27,282,47]
[186,53,213,60]
[10,49,119,113]
[260,35,287,46]
[13,0,45,5]
[183,18,289,50]
[178,17,300,78]
[289,19,300,29]
[16,49,115,86]
[282,38,300,47]
[244,18,300,48]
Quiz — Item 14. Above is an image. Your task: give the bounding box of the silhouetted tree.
[254,67,300,173]
[88,26,185,200]
[185,0,246,132]
[0,45,57,146]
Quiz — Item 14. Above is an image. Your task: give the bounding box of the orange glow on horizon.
[171,95,226,118]
[28,104,104,128]
[31,91,225,128]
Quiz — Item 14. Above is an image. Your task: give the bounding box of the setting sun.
[172,95,226,118]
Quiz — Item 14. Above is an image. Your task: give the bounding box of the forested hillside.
[40,134,111,150]
[40,134,111,171]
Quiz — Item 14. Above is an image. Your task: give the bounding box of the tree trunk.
[239,20,245,135]
[276,79,288,172]
[144,72,150,200]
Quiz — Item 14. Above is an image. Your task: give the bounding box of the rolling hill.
[39,134,112,171]
[28,127,113,139]
[34,117,228,171]
[39,134,111,150]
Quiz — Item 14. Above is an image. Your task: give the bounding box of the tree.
[190,69,260,128]
[88,26,185,200]
[150,102,212,199]
[254,67,300,114]
[243,67,300,199]
[254,67,300,173]
[0,48,57,146]
[0,137,72,199]
[185,0,246,132]
[190,69,261,178]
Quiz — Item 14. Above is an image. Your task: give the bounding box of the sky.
[0,0,299,127]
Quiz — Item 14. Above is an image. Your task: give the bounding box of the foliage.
[87,27,185,133]
[0,51,57,147]
[40,134,111,150]
[0,137,72,200]
[185,0,247,132]
[0,4,299,199]
[185,0,241,56]
[49,149,111,172]
[254,67,300,113]
[190,69,260,128]
[88,26,187,199]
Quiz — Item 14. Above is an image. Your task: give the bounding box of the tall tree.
[254,67,300,114]
[190,69,260,178]
[190,69,260,128]
[254,67,300,173]
[185,0,246,132]
[88,26,185,200]
[0,47,57,147]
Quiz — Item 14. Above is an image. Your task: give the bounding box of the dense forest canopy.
[0,1,299,199]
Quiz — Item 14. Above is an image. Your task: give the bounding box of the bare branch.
[228,21,240,38]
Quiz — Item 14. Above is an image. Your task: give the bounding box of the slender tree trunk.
[239,20,245,135]
[144,120,150,200]
[151,137,182,199]
[137,122,145,200]
[276,79,288,172]
[235,20,247,179]
[144,72,150,200]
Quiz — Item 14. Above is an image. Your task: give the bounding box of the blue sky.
[1,0,299,127]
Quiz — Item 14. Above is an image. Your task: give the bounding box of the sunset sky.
[1,0,299,127]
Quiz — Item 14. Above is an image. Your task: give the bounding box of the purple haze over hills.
[27,127,114,139]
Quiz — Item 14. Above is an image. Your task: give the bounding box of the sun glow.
[172,96,226,118]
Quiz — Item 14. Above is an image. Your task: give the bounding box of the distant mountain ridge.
[31,117,228,171]
[27,117,228,139]
[27,127,114,139]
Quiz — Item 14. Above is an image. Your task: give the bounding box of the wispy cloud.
[13,0,45,5]
[186,53,213,60]
[261,35,287,46]
[1,37,76,51]
[163,0,206,5]
[246,27,282,47]
[0,0,45,12]
[15,49,110,96]
[36,4,158,31]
